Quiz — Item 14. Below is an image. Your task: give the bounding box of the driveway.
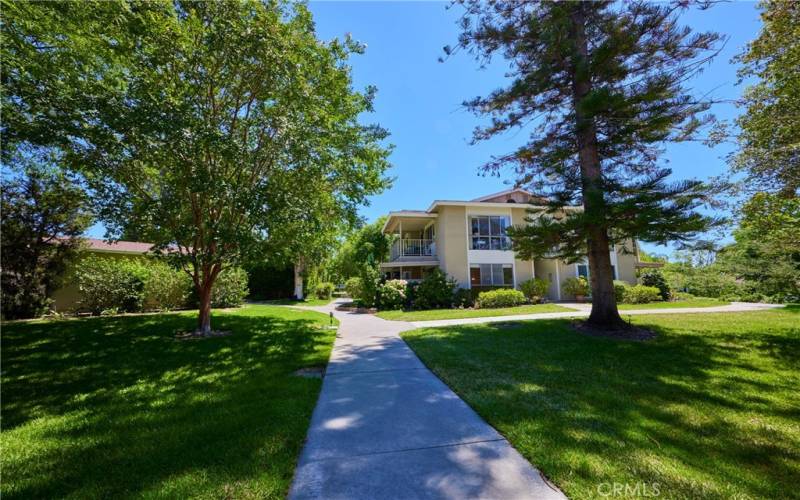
[288,299,565,500]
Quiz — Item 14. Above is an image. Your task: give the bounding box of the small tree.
[1,150,92,318]
[450,1,723,329]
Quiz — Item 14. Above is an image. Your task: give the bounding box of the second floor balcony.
[390,238,436,261]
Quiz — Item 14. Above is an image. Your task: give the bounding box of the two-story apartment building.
[380,188,652,301]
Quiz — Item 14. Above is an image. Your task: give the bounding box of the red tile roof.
[84,238,155,254]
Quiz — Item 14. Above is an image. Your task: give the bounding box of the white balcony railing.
[390,238,436,260]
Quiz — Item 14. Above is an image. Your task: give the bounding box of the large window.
[470,216,511,250]
[470,264,513,287]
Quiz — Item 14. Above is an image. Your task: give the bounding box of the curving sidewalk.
[407,301,784,329]
[288,299,565,500]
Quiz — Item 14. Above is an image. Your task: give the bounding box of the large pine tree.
[451,0,724,329]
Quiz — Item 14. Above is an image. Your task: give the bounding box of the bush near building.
[476,289,526,308]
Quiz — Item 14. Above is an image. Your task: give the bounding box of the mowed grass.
[402,307,800,499]
[618,298,729,310]
[1,305,337,499]
[376,303,570,321]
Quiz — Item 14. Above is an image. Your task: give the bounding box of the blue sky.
[307,1,763,257]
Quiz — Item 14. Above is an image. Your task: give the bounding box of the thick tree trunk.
[293,258,305,300]
[569,3,625,329]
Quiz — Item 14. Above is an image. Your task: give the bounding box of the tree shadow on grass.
[1,308,335,499]
[403,314,800,499]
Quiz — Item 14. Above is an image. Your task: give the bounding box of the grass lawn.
[1,305,337,499]
[618,298,729,310]
[375,303,571,321]
[261,297,333,307]
[402,307,800,499]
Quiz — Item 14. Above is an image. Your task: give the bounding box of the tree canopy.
[731,0,799,197]
[2,0,391,333]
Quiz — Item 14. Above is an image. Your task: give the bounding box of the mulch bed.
[571,320,657,341]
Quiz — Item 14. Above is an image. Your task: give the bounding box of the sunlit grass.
[402,307,800,499]
[376,303,570,321]
[618,298,729,310]
[1,305,337,499]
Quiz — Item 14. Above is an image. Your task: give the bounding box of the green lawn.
[1,305,337,499]
[618,298,729,310]
[260,297,333,307]
[402,307,800,499]
[376,303,571,321]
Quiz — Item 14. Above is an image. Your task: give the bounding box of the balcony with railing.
[389,238,436,262]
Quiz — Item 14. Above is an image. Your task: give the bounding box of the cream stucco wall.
[511,207,534,287]
[436,205,470,288]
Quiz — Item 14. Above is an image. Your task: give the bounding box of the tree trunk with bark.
[194,263,221,336]
[569,3,626,329]
[293,258,305,300]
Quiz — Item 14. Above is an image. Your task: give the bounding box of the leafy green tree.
[717,193,800,302]
[3,1,390,334]
[331,217,391,280]
[450,1,723,329]
[1,149,92,318]
[731,1,799,197]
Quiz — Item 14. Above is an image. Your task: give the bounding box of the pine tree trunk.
[569,3,625,329]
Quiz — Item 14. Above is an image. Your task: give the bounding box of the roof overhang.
[382,211,437,233]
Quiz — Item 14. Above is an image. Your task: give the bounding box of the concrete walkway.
[289,299,565,500]
[409,301,784,328]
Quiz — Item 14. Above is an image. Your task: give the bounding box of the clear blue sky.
[308,0,763,257]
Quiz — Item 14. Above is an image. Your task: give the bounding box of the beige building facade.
[380,189,648,301]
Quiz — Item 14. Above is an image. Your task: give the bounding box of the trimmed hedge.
[476,289,526,308]
[613,280,630,303]
[77,256,247,314]
[624,284,661,304]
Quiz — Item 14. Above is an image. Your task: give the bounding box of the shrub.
[314,282,335,300]
[357,265,380,307]
[452,287,474,308]
[77,256,151,314]
[413,268,457,310]
[624,285,661,304]
[210,267,249,308]
[639,269,671,301]
[519,278,549,303]
[377,279,407,310]
[613,280,630,302]
[344,276,363,300]
[672,291,696,301]
[476,289,526,308]
[143,263,191,311]
[562,276,589,297]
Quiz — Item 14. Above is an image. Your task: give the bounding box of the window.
[470,264,513,286]
[576,264,616,280]
[470,216,511,250]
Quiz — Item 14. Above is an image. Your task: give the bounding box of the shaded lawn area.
[402,307,800,499]
[618,298,729,310]
[1,305,337,499]
[376,303,570,321]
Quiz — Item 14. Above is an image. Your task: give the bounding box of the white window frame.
[469,215,512,251]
